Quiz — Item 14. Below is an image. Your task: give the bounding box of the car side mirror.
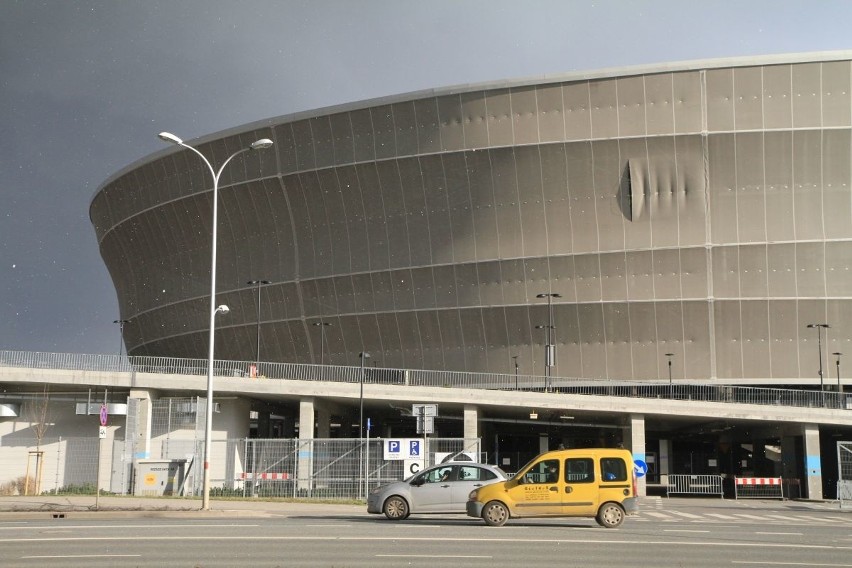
[411,477,425,487]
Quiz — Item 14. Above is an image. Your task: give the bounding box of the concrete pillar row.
[626,414,646,497]
[128,388,157,459]
[463,405,478,440]
[297,398,315,491]
[802,423,823,500]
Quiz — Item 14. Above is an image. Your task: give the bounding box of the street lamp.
[358,352,370,438]
[113,319,130,357]
[806,323,830,392]
[833,352,843,393]
[665,353,675,397]
[159,131,273,511]
[512,355,519,390]
[536,293,562,392]
[313,322,332,366]
[246,279,270,370]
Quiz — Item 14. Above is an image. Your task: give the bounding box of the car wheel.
[595,502,625,528]
[481,501,509,527]
[383,496,409,520]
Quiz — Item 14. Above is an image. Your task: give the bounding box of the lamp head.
[251,138,274,150]
[215,304,230,315]
[158,132,183,145]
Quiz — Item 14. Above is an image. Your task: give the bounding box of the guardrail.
[666,474,724,497]
[0,349,848,410]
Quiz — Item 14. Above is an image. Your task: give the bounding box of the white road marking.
[377,554,492,559]
[670,511,703,519]
[23,554,142,559]
[755,531,803,536]
[732,562,852,567]
[0,523,256,530]
[663,529,710,533]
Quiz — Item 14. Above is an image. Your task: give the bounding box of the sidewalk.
[0,495,365,519]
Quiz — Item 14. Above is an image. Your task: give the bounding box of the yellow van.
[466,448,638,528]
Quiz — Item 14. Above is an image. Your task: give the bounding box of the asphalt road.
[1,499,851,567]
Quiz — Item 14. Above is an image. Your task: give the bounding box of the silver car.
[367,462,508,520]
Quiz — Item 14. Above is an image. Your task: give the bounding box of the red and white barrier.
[241,472,290,480]
[734,476,784,499]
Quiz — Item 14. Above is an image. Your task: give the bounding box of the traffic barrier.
[666,474,724,497]
[241,472,290,480]
[734,477,784,500]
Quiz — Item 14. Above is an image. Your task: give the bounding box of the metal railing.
[1,349,849,410]
[666,474,724,497]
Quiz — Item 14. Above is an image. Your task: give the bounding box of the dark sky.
[1,0,850,356]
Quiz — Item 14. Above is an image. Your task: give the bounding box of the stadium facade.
[92,51,852,386]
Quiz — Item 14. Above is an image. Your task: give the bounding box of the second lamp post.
[536,292,561,392]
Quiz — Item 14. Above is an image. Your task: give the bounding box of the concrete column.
[297,398,315,491]
[463,405,478,441]
[802,423,823,500]
[626,414,646,497]
[128,389,156,459]
[659,439,671,483]
[316,405,331,439]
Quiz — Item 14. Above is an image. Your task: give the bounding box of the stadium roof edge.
[92,49,852,205]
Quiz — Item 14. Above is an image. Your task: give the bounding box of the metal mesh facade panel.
[92,55,852,384]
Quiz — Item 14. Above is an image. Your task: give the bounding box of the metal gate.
[837,441,852,508]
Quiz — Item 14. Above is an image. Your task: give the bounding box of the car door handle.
[473,483,483,487]
[440,484,450,488]
[549,486,558,492]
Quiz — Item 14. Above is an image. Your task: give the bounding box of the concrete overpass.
[2,351,852,498]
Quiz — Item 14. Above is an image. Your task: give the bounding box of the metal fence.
[838,441,852,508]
[1,349,848,410]
[666,474,724,497]
[0,432,480,501]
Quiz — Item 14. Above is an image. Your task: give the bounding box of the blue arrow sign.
[634,459,648,478]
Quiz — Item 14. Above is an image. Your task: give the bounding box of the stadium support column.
[297,398,315,492]
[626,414,646,497]
[316,405,331,438]
[128,389,155,459]
[463,405,478,446]
[802,423,823,499]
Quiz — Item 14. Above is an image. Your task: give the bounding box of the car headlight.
[468,489,479,501]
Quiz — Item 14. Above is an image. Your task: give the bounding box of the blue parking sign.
[389,440,400,453]
[409,440,420,457]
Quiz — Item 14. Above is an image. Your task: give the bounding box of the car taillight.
[632,470,637,496]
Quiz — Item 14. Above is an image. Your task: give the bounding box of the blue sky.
[1,0,850,355]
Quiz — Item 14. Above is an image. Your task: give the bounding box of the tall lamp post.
[113,319,130,357]
[159,131,273,511]
[665,353,675,398]
[358,351,370,500]
[536,293,562,392]
[806,323,830,392]
[313,322,332,366]
[833,352,843,393]
[247,279,270,371]
[358,352,370,438]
